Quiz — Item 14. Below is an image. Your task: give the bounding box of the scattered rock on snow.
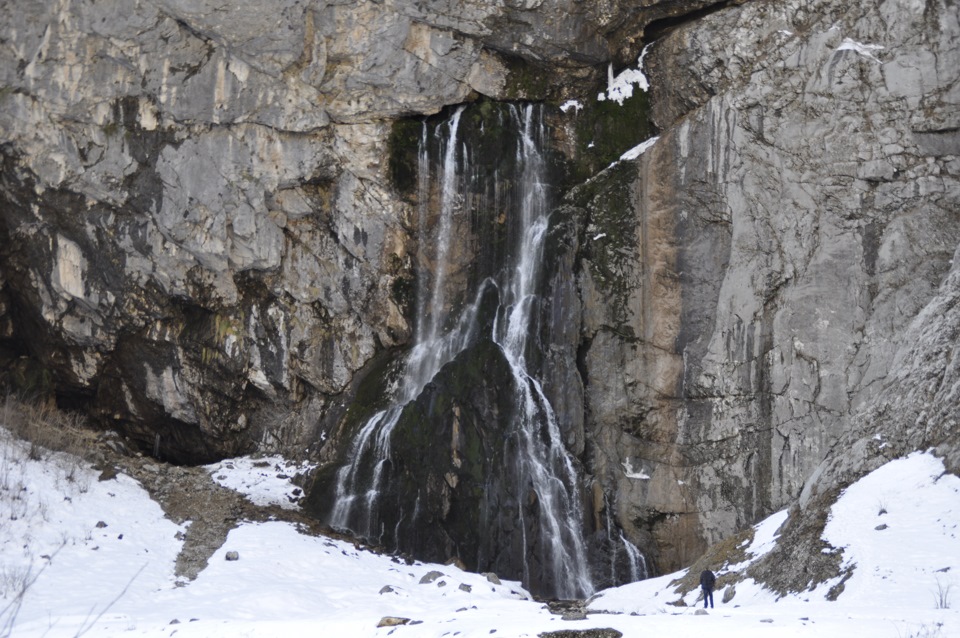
[419,570,444,584]
[484,572,502,585]
[377,616,411,627]
[722,585,736,603]
[225,551,240,561]
[379,585,395,594]
[547,600,587,619]
[459,583,472,592]
[562,611,588,621]
[538,629,622,638]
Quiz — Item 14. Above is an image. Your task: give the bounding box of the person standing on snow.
[700,569,716,609]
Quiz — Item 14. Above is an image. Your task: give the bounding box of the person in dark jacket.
[699,569,716,609]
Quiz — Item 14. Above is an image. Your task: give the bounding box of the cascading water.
[621,532,648,583]
[488,107,593,597]
[603,497,648,585]
[328,107,473,536]
[321,102,645,599]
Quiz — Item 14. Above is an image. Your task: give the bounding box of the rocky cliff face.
[0,0,673,462]
[576,0,960,573]
[1,0,957,591]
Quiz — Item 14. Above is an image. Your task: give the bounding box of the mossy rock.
[8,356,55,400]
[388,117,423,199]
[563,160,642,336]
[502,55,551,100]
[563,89,653,184]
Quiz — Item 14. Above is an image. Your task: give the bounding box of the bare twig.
[72,564,148,637]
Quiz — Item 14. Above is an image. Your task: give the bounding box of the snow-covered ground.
[2,425,958,638]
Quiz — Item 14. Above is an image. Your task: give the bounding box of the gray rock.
[579,0,960,574]
[722,585,736,604]
[419,570,444,585]
[538,629,622,638]
[377,616,411,628]
[225,551,240,561]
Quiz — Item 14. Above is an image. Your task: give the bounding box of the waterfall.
[325,103,642,599]
[328,107,473,538]
[602,493,649,588]
[621,532,648,583]
[488,105,593,598]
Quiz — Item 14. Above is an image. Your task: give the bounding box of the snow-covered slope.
[2,428,958,638]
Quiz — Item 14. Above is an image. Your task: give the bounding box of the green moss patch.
[388,118,424,199]
[565,89,653,184]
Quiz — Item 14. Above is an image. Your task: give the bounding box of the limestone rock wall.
[578,0,960,572]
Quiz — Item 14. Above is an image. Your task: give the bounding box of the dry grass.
[934,577,953,610]
[1,394,99,464]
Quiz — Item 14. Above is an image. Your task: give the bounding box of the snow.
[590,452,960,638]
[207,455,314,510]
[3,425,959,638]
[837,38,885,62]
[621,458,651,480]
[820,451,960,612]
[720,509,790,574]
[597,44,651,105]
[559,100,583,113]
[619,136,660,162]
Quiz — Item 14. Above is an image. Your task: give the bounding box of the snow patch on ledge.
[622,458,651,480]
[837,38,884,62]
[597,43,652,104]
[620,136,660,162]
